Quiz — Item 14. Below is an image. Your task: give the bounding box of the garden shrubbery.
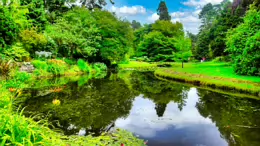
[226,7,260,76]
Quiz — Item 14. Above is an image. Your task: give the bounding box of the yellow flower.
[52,99,61,106]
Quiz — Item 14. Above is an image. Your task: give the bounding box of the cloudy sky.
[106,0,226,34]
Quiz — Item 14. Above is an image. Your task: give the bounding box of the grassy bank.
[119,61,157,69]
[155,62,260,96]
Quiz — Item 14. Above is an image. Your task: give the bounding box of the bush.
[32,60,48,70]
[32,60,68,76]
[3,43,30,62]
[0,58,15,77]
[20,29,47,55]
[47,64,66,75]
[77,59,91,73]
[47,60,67,76]
[137,31,176,62]
[0,7,18,48]
[212,56,231,63]
[64,58,76,65]
[226,8,260,76]
[93,63,107,71]
[14,71,31,82]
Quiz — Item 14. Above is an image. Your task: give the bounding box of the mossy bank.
[155,68,260,97]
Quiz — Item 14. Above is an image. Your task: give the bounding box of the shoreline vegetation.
[0,0,259,145]
[0,59,145,146]
[153,62,260,97]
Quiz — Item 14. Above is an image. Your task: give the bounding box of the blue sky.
[107,0,226,34]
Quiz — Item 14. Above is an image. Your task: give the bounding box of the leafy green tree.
[226,7,260,76]
[133,24,152,53]
[152,20,184,37]
[131,20,142,30]
[20,0,47,30]
[194,29,211,60]
[137,31,176,62]
[91,10,134,64]
[0,7,18,49]
[173,37,192,68]
[157,0,171,21]
[199,3,217,27]
[187,31,197,57]
[45,8,101,59]
[20,29,47,55]
[80,0,114,10]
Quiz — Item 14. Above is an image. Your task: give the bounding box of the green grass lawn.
[169,62,260,83]
[155,62,260,96]
[119,61,157,69]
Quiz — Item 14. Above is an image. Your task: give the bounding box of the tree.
[137,31,176,62]
[91,10,134,65]
[45,8,101,59]
[199,3,217,27]
[20,0,47,30]
[133,24,152,56]
[155,103,167,117]
[157,0,171,21]
[80,0,114,10]
[226,7,260,76]
[152,20,184,37]
[187,31,197,57]
[0,7,18,49]
[131,20,142,30]
[173,37,192,68]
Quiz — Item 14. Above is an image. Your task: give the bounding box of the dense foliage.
[0,7,18,49]
[226,7,260,76]
[189,0,259,76]
[136,20,185,62]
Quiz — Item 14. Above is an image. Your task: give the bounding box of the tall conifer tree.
[157,0,171,21]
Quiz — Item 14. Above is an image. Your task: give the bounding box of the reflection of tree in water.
[126,71,190,116]
[196,89,260,146]
[155,103,167,117]
[17,76,136,136]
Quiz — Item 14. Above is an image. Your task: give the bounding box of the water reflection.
[16,71,260,146]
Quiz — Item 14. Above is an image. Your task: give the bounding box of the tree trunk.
[182,61,184,68]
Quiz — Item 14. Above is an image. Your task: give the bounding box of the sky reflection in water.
[116,88,228,146]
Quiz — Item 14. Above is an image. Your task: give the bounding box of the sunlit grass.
[119,61,157,69]
[155,62,260,96]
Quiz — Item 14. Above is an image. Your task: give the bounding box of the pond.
[16,71,260,146]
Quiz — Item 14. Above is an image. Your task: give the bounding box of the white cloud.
[111,5,146,16]
[170,10,201,34]
[115,89,226,145]
[182,0,223,8]
[147,13,159,23]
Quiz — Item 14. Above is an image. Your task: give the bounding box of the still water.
[16,71,260,146]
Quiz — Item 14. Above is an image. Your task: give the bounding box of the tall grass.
[77,59,92,73]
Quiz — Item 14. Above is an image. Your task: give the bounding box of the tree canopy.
[157,0,171,21]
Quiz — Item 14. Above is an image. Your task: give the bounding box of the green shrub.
[212,56,230,63]
[77,59,91,73]
[47,64,66,76]
[20,29,47,54]
[93,63,107,71]
[32,60,48,70]
[14,72,31,82]
[0,7,18,48]
[3,43,30,62]
[64,58,76,65]
[226,8,260,76]
[0,58,15,77]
